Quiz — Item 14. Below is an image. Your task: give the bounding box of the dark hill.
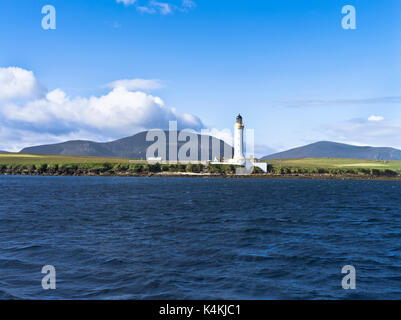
[20,131,233,161]
[261,141,401,161]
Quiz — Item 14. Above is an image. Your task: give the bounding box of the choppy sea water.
[0,175,401,299]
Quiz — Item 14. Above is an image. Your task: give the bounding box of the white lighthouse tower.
[211,113,267,173]
[233,114,245,162]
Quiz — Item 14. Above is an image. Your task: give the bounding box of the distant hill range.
[262,141,401,161]
[19,138,401,161]
[20,131,233,161]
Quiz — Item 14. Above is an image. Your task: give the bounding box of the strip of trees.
[0,162,398,177]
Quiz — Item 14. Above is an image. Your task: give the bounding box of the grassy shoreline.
[1,153,401,180]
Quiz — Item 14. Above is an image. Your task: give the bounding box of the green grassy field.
[0,153,132,165]
[262,158,401,177]
[267,158,401,171]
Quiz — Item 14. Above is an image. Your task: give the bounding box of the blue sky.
[0,0,400,154]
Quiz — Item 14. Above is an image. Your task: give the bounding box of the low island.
[1,153,401,180]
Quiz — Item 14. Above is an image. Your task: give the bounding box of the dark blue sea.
[1,176,401,299]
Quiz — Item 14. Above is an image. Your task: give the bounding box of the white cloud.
[107,78,163,91]
[283,96,401,108]
[322,118,401,149]
[2,87,204,135]
[368,115,384,121]
[116,0,137,6]
[150,1,172,15]
[0,67,204,151]
[136,1,171,15]
[0,67,44,100]
[117,0,195,15]
[137,6,156,14]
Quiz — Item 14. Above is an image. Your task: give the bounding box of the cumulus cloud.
[0,67,204,151]
[0,67,44,100]
[107,78,163,91]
